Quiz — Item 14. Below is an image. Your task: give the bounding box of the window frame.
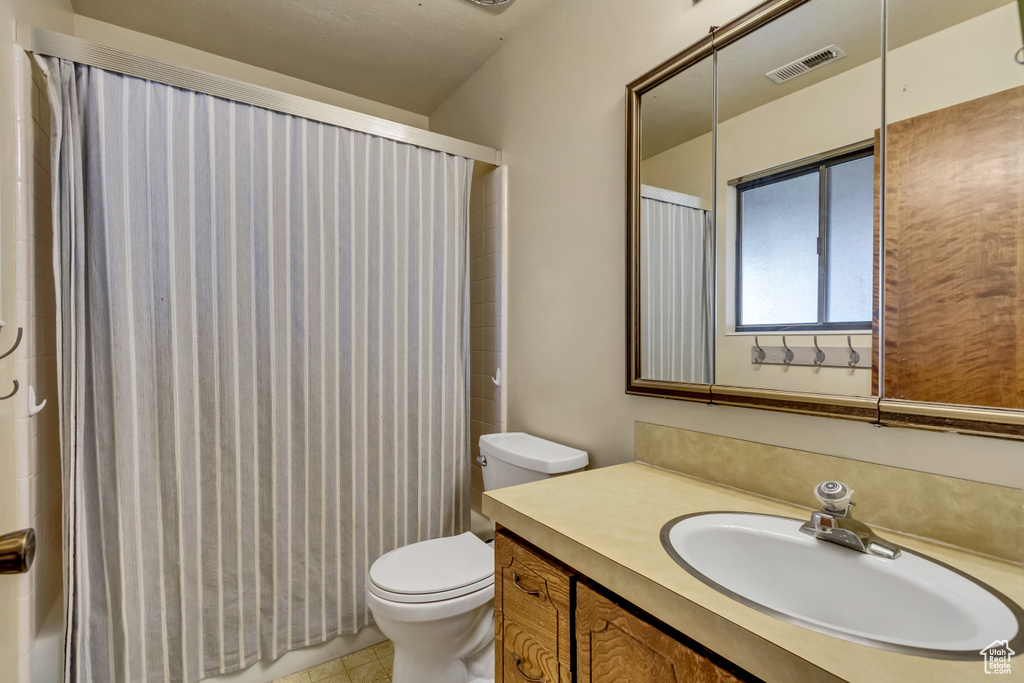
[734,146,875,333]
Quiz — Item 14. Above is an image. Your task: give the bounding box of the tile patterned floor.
[273,640,394,683]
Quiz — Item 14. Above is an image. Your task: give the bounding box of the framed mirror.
[627,0,1024,437]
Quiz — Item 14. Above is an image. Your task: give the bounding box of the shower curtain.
[40,58,473,683]
[640,190,714,384]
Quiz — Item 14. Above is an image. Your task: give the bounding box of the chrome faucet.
[799,481,901,560]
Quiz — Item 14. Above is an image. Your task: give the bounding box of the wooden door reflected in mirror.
[881,0,1024,411]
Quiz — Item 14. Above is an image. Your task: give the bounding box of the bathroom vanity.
[484,450,1024,682]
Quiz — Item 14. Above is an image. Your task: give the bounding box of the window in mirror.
[736,148,874,332]
[713,0,881,397]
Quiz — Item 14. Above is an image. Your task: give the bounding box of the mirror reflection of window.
[736,148,874,331]
[714,0,882,396]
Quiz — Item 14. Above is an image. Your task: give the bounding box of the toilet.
[365,432,588,683]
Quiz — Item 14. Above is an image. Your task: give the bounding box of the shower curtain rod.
[17,24,503,166]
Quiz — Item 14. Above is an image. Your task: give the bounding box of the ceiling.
[641,0,1012,160]
[70,0,554,116]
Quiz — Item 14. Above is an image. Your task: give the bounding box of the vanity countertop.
[482,462,1024,683]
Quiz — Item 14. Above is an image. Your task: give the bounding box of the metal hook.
[753,336,766,365]
[847,335,861,368]
[781,336,794,365]
[0,327,23,361]
[812,335,826,367]
[1017,47,1024,65]
[0,380,19,401]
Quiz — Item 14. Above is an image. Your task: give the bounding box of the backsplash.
[635,421,1024,563]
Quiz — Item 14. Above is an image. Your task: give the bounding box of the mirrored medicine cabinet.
[626,0,1024,438]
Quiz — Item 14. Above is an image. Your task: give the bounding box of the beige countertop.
[482,462,1024,682]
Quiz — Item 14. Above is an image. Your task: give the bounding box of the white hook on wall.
[28,385,46,417]
[492,368,501,387]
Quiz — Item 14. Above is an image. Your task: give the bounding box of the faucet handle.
[814,481,854,513]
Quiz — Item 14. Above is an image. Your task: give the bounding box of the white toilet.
[365,432,588,683]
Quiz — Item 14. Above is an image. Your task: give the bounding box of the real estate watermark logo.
[981,640,1015,675]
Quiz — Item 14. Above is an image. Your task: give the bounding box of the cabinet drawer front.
[495,531,573,667]
[576,582,747,683]
[501,617,571,683]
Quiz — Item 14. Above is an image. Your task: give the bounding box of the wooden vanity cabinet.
[494,529,759,683]
[494,530,574,683]
[576,581,751,683]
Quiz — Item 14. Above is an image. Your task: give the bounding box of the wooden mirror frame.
[625,0,1024,439]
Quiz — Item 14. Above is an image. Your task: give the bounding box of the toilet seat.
[368,532,495,604]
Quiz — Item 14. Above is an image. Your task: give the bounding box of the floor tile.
[346,662,391,683]
[371,640,394,666]
[306,657,352,683]
[341,645,380,671]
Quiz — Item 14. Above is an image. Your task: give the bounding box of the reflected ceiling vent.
[766,45,847,84]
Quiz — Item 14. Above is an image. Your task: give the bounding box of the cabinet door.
[495,531,574,667]
[498,616,571,683]
[576,582,748,683]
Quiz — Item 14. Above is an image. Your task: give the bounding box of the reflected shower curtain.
[640,192,714,383]
[41,58,473,683]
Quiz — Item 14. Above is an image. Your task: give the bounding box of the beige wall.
[429,0,1024,487]
[642,133,712,201]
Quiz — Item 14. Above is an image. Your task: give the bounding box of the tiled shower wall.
[469,166,506,514]
[13,49,61,682]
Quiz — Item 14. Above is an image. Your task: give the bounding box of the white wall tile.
[12,58,61,676]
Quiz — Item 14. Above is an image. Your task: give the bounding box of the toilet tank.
[478,433,588,491]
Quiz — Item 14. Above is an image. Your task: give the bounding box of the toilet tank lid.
[479,432,588,474]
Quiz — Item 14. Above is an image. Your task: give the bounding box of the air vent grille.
[766,45,847,84]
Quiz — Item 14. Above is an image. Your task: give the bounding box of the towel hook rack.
[847,335,861,368]
[781,336,794,365]
[753,336,766,365]
[0,327,23,361]
[0,380,19,401]
[812,336,826,367]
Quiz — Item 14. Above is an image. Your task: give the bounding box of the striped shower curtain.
[41,58,473,683]
[640,190,714,384]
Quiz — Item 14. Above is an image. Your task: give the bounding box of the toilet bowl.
[366,433,588,683]
[366,532,496,683]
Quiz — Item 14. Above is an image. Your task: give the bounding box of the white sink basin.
[661,512,1024,659]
